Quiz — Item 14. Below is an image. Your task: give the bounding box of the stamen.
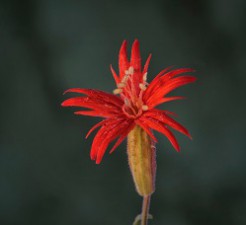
[125,70,130,75]
[139,83,147,91]
[124,98,130,106]
[121,74,129,83]
[143,72,148,82]
[128,66,134,75]
[142,105,148,111]
[117,82,125,88]
[113,88,123,94]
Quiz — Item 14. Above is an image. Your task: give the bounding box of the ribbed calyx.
[127,125,156,196]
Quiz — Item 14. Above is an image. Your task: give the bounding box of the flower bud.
[127,125,156,196]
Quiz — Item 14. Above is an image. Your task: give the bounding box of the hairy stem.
[141,195,151,225]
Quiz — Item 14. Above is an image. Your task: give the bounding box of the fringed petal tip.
[143,54,152,74]
[90,153,103,164]
[110,64,119,83]
[130,39,141,71]
[61,99,69,107]
[132,39,140,50]
[119,40,130,77]
[175,145,181,152]
[62,88,74,95]
[62,90,68,95]
[62,88,84,95]
[121,39,127,46]
[90,153,97,162]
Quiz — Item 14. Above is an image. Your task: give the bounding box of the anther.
[142,105,148,111]
[125,70,130,75]
[113,88,123,94]
[128,66,134,75]
[143,72,148,82]
[124,98,130,106]
[117,82,125,88]
[121,75,129,83]
[139,83,147,91]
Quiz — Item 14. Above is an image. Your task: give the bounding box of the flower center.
[113,66,149,119]
[122,98,143,119]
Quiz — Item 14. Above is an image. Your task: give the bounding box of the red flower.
[62,40,196,164]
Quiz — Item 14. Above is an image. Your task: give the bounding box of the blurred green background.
[1,0,246,225]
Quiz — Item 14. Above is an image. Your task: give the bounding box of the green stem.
[141,195,151,225]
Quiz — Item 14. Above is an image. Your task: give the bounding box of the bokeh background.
[1,0,246,225]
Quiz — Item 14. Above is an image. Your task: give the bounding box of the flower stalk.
[141,195,151,225]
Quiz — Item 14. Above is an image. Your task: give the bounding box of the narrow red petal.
[89,118,131,164]
[160,68,195,83]
[61,97,90,107]
[143,68,194,102]
[63,88,123,107]
[94,119,132,164]
[143,109,191,138]
[146,76,196,105]
[119,40,129,78]
[135,120,158,142]
[85,119,109,139]
[110,64,119,84]
[90,127,108,161]
[159,76,197,96]
[74,110,114,118]
[90,119,121,161]
[61,97,119,114]
[109,122,135,154]
[163,110,178,117]
[142,117,180,151]
[142,54,152,74]
[143,66,173,100]
[130,39,141,72]
[148,96,185,108]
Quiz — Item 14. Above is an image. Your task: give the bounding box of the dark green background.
[1,0,245,225]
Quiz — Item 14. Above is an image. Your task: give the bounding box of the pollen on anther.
[125,70,130,75]
[139,83,147,91]
[128,66,134,75]
[124,98,130,106]
[117,83,125,88]
[113,88,122,94]
[121,75,129,83]
[143,72,148,82]
[142,105,148,111]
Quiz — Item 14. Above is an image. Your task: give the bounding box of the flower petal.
[63,88,123,107]
[90,118,121,161]
[143,109,191,138]
[143,66,174,99]
[109,122,135,154]
[144,68,194,101]
[146,76,196,106]
[135,119,157,142]
[119,40,129,78]
[140,117,180,151]
[142,54,152,75]
[61,96,120,114]
[130,39,141,72]
[91,118,132,164]
[85,119,109,139]
[110,64,119,84]
[160,68,195,83]
[74,110,115,118]
[148,96,185,108]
